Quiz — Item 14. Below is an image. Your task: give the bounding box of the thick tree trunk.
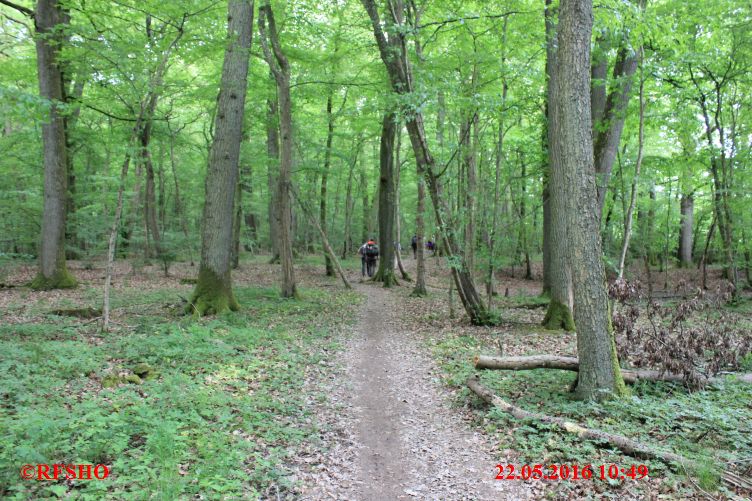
[374,112,397,286]
[541,0,574,330]
[259,1,297,298]
[679,194,694,267]
[394,123,409,281]
[361,0,491,324]
[320,93,335,276]
[30,0,77,290]
[555,0,626,400]
[188,0,253,315]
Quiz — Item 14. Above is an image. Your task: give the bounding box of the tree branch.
[0,0,34,19]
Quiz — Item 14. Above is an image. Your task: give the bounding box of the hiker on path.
[358,239,380,277]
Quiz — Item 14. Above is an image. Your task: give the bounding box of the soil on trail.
[296,278,529,500]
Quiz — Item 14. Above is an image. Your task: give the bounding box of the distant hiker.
[411,235,418,259]
[426,240,436,254]
[363,239,379,277]
[358,239,380,277]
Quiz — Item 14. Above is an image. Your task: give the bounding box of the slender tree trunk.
[374,112,397,286]
[259,1,297,298]
[320,93,335,276]
[394,124,409,280]
[556,0,626,400]
[103,131,138,331]
[412,172,427,296]
[188,0,253,315]
[360,166,369,243]
[542,0,574,330]
[617,63,645,279]
[266,94,280,260]
[342,138,359,259]
[679,194,694,267]
[31,0,77,290]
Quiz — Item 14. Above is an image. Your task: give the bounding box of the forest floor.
[1,254,751,500]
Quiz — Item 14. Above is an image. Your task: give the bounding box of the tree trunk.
[103,131,138,331]
[412,172,427,296]
[342,138,359,259]
[541,0,574,331]
[188,0,253,315]
[360,166,369,244]
[232,168,242,269]
[266,94,280,260]
[320,93,335,276]
[30,0,77,290]
[374,112,397,287]
[593,1,646,215]
[394,123,409,281]
[679,194,694,267]
[259,0,297,298]
[617,64,645,279]
[361,0,491,325]
[555,0,626,400]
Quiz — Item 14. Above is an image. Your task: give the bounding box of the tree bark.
[266,93,280,261]
[555,0,626,400]
[188,0,253,315]
[679,194,694,267]
[541,0,574,330]
[342,138,359,258]
[412,172,427,296]
[30,0,77,290]
[374,111,397,286]
[259,0,297,299]
[320,93,335,276]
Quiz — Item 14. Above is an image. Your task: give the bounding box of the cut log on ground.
[474,354,752,385]
[466,375,752,492]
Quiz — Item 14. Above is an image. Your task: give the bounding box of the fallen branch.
[466,375,750,492]
[473,355,752,385]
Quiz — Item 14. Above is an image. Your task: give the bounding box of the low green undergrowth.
[432,329,752,499]
[0,285,358,500]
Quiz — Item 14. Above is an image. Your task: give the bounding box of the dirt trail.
[297,279,529,500]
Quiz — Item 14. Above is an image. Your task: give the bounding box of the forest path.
[296,270,529,500]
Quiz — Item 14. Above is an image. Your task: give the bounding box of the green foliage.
[0,283,358,499]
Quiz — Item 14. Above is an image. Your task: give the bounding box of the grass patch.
[0,285,359,500]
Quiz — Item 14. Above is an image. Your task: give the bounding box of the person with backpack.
[361,239,379,277]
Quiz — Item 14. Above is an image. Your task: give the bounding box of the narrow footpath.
[297,277,529,500]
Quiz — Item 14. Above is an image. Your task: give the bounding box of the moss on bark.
[542,300,575,331]
[186,267,239,316]
[30,268,78,290]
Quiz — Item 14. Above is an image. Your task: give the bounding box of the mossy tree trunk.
[188,0,253,315]
[542,0,574,331]
[555,0,626,400]
[374,111,397,287]
[259,0,297,298]
[30,0,77,290]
